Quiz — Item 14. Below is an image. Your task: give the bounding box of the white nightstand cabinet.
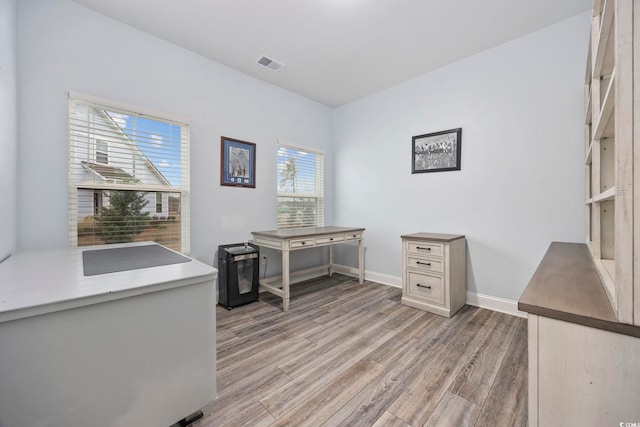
[401,233,466,317]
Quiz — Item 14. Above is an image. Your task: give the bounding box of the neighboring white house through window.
[68,92,190,254]
[277,141,325,228]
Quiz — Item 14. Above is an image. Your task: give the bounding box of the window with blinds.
[277,142,324,228]
[68,92,190,254]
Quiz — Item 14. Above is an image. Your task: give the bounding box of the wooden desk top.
[252,226,365,240]
[518,242,640,338]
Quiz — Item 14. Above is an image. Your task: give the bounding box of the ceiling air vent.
[256,55,285,72]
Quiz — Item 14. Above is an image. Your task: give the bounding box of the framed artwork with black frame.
[412,128,462,173]
[220,136,256,188]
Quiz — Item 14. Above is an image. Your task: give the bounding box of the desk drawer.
[344,232,363,240]
[407,241,443,257]
[316,235,345,245]
[407,271,445,305]
[290,238,315,248]
[406,255,444,273]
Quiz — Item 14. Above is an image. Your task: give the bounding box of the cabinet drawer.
[316,235,345,245]
[407,241,443,257]
[407,271,445,305]
[406,255,444,273]
[290,238,315,248]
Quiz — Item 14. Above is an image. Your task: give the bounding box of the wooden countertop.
[518,242,640,338]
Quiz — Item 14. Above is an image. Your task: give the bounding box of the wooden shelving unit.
[584,0,637,325]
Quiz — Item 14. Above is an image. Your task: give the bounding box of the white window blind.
[68,93,190,254]
[277,142,324,228]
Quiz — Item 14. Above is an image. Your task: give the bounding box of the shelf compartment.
[586,163,593,200]
[594,70,616,139]
[585,140,593,164]
[586,205,592,242]
[584,85,593,126]
[590,203,597,248]
[599,137,615,193]
[593,0,615,78]
[600,200,615,260]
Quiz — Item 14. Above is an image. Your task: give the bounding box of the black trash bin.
[218,243,259,309]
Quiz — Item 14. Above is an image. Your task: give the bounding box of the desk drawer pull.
[416,261,431,266]
[417,284,432,289]
[416,246,431,251]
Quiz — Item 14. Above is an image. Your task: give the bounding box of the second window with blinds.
[277,142,324,228]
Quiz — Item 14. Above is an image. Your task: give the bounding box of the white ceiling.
[72,0,592,107]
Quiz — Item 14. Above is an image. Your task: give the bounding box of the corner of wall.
[0,0,18,259]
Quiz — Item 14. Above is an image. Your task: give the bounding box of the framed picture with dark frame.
[412,128,462,173]
[220,136,256,188]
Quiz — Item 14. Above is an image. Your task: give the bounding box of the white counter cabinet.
[0,242,217,427]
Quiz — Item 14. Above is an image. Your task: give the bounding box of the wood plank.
[527,314,539,427]
[634,0,640,327]
[475,318,529,426]
[320,330,445,426]
[371,411,411,427]
[217,336,313,392]
[424,392,480,427]
[447,312,521,406]
[201,366,291,424]
[614,0,635,326]
[386,308,497,426]
[260,324,397,418]
[201,401,275,427]
[268,358,386,427]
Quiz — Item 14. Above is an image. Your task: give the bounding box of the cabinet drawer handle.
[416,246,431,251]
[330,237,334,241]
[301,241,306,245]
[416,261,431,266]
[417,284,432,289]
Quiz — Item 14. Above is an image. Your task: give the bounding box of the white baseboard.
[362,270,402,288]
[466,291,527,318]
[365,271,526,318]
[248,267,526,318]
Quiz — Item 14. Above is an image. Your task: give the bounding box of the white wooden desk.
[251,226,365,311]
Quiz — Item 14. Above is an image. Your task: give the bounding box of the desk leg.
[282,249,290,312]
[358,238,364,285]
[328,245,333,277]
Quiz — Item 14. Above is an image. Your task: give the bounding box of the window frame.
[276,140,325,229]
[68,91,190,254]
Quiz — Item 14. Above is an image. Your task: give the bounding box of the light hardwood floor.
[193,274,527,427]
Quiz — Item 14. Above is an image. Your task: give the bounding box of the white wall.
[332,12,590,301]
[14,1,591,303]
[16,0,333,268]
[0,0,17,262]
